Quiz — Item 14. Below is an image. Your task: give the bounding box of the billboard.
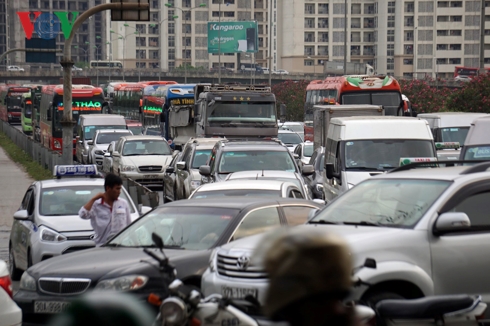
[207,21,258,54]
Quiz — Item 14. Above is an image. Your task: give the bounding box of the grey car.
[304,146,325,200]
[9,177,143,280]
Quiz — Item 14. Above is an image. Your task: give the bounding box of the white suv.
[7,66,24,72]
[202,161,490,307]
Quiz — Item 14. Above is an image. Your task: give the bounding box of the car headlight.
[316,184,324,192]
[208,248,219,272]
[160,297,187,325]
[41,228,67,242]
[94,150,104,155]
[94,275,148,291]
[190,180,201,189]
[20,272,36,291]
[53,140,61,149]
[120,165,136,172]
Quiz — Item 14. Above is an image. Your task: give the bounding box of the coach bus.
[304,75,406,140]
[454,66,490,78]
[39,84,106,154]
[21,84,43,138]
[20,92,34,135]
[0,85,32,124]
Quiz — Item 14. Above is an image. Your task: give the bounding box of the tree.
[447,74,490,113]
[272,80,309,121]
[399,77,452,114]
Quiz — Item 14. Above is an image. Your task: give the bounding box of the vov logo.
[17,11,79,40]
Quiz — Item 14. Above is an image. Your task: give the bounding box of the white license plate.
[143,175,159,179]
[34,301,70,314]
[221,286,258,299]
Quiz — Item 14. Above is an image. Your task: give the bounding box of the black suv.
[198,139,314,184]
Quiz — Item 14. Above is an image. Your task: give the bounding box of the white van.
[418,112,487,161]
[323,116,436,202]
[76,114,127,164]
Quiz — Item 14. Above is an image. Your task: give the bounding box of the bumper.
[31,239,95,266]
[120,171,165,187]
[94,154,105,167]
[201,268,269,305]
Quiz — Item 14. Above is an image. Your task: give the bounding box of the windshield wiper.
[342,221,380,227]
[308,220,340,225]
[345,166,385,171]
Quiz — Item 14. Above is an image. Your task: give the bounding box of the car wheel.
[363,290,405,308]
[9,246,23,281]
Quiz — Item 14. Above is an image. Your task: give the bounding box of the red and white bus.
[0,85,32,124]
[454,66,490,78]
[304,75,406,141]
[39,84,107,154]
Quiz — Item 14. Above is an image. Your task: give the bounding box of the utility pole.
[480,0,486,75]
[60,2,149,165]
[343,0,347,74]
[268,0,272,86]
[218,0,222,84]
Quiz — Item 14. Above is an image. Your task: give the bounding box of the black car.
[305,147,325,200]
[199,139,314,184]
[14,197,322,325]
[162,150,183,203]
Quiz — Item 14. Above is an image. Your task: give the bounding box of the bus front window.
[207,101,276,124]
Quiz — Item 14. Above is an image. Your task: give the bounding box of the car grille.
[134,178,163,184]
[62,246,96,255]
[139,165,162,172]
[217,253,267,279]
[39,277,91,295]
[66,235,94,241]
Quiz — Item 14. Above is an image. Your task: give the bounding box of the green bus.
[22,84,42,139]
[20,92,33,135]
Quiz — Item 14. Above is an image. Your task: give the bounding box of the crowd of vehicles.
[5,75,490,326]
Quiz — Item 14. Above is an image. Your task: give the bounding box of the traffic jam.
[2,76,490,326]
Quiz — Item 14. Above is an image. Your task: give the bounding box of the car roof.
[219,140,288,151]
[228,170,299,179]
[160,197,320,209]
[196,179,297,191]
[376,165,490,182]
[278,129,298,134]
[38,178,104,188]
[122,135,165,141]
[95,129,131,134]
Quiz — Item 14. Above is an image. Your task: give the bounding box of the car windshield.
[96,132,132,144]
[219,151,297,173]
[128,126,142,135]
[439,127,469,145]
[341,91,401,110]
[40,186,134,216]
[192,189,279,198]
[304,144,314,157]
[108,206,238,250]
[191,149,212,169]
[310,179,451,228]
[278,132,302,145]
[344,140,435,171]
[280,124,303,132]
[207,101,276,123]
[122,139,172,156]
[145,127,161,135]
[463,146,490,160]
[84,125,125,140]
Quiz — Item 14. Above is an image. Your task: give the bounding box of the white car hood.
[345,171,384,187]
[94,143,110,152]
[38,215,93,233]
[122,155,172,168]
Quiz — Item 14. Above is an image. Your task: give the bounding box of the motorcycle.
[144,232,374,326]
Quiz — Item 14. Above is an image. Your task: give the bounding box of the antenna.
[256,173,258,180]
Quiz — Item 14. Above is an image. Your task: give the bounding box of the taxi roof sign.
[53,165,99,178]
[435,142,460,150]
[399,157,438,167]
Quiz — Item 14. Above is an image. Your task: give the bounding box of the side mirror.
[165,166,175,173]
[87,141,94,146]
[312,199,325,205]
[293,153,300,159]
[279,103,287,123]
[307,208,320,222]
[326,163,334,179]
[199,165,211,176]
[433,212,471,235]
[14,210,29,220]
[151,232,165,250]
[140,206,152,215]
[302,164,314,176]
[78,140,83,144]
[104,152,111,157]
[112,152,120,157]
[176,161,186,170]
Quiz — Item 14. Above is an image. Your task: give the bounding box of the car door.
[163,152,182,202]
[430,182,490,300]
[280,205,319,226]
[112,139,124,174]
[16,187,35,269]
[230,207,281,242]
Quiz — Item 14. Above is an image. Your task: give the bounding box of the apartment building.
[6,0,107,68]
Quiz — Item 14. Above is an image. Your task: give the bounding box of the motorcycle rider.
[256,227,363,326]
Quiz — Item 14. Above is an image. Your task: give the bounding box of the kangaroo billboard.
[207,21,258,54]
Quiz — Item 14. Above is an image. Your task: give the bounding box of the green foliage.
[272,80,310,121]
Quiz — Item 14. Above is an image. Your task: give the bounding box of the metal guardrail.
[0,121,159,208]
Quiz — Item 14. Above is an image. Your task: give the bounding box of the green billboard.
[207,21,258,54]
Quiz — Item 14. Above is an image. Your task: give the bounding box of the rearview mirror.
[13,210,29,220]
[176,161,186,170]
[302,164,314,176]
[199,165,211,176]
[104,152,111,157]
[87,141,93,146]
[433,212,471,235]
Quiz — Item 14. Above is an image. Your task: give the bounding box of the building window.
[319,32,328,42]
[304,32,315,42]
[305,18,315,29]
[136,37,146,47]
[136,24,146,34]
[149,37,159,47]
[168,36,175,47]
[305,4,315,14]
[404,59,414,65]
[318,3,328,14]
[437,30,449,36]
[318,18,329,28]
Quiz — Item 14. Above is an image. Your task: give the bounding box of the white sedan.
[0,260,21,326]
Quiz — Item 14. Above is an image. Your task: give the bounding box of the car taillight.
[0,275,13,299]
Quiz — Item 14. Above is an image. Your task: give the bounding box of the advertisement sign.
[17,11,78,40]
[207,21,258,54]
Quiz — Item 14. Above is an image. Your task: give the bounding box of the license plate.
[143,175,159,179]
[221,286,258,299]
[34,301,70,314]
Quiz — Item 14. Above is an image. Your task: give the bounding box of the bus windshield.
[207,101,276,123]
[8,94,23,108]
[23,102,32,118]
[439,127,469,145]
[341,91,401,108]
